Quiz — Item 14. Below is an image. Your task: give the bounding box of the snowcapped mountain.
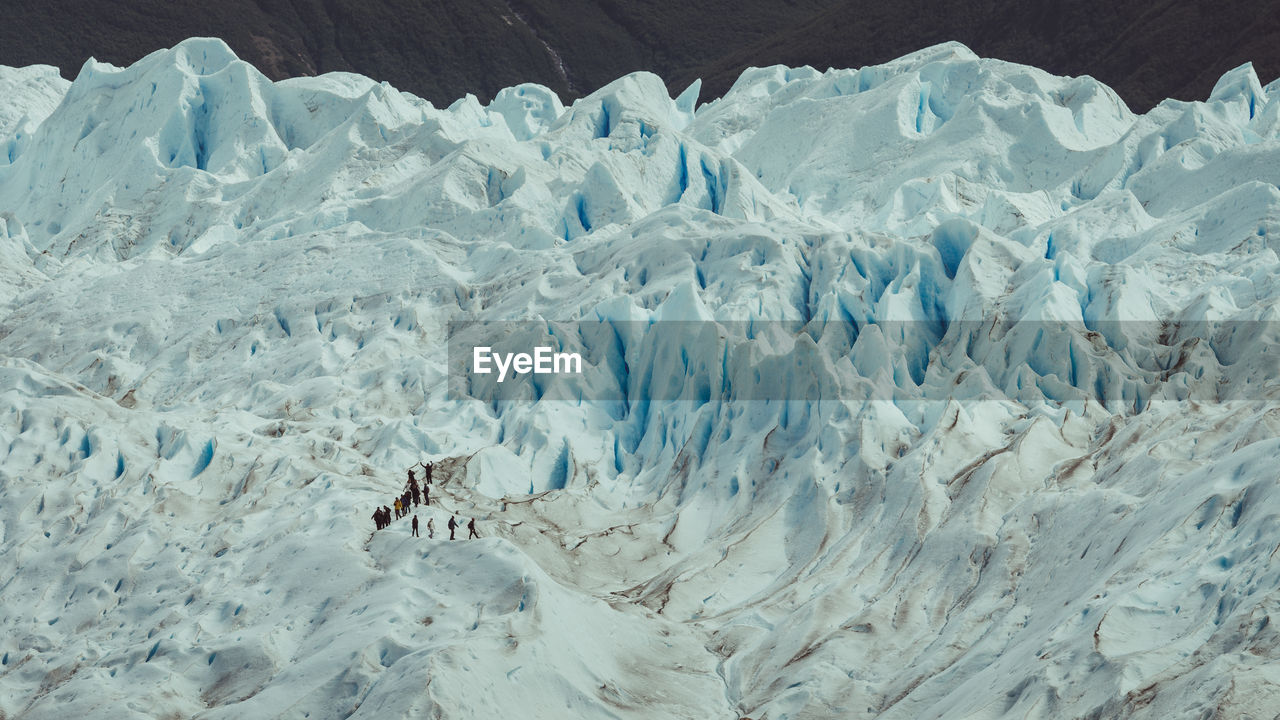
[2,37,1280,719]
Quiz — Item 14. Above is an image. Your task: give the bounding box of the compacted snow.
[2,38,1280,719]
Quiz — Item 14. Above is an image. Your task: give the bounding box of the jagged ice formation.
[2,38,1280,719]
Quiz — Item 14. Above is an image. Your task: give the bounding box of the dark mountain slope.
[684,0,1280,111]
[501,0,838,94]
[0,0,574,102]
[0,0,836,104]
[3,0,1278,111]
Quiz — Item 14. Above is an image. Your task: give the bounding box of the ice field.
[2,38,1280,718]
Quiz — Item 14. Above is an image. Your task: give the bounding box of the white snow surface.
[2,38,1280,719]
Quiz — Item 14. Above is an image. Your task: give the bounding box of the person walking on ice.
[447,516,457,540]
[394,498,403,519]
[427,517,435,539]
[411,515,420,537]
[467,517,479,539]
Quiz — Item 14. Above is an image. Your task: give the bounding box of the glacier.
[2,37,1280,719]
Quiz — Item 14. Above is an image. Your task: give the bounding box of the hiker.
[467,517,479,539]
[412,515,419,537]
[447,516,457,540]
[372,508,381,531]
[423,461,433,485]
[383,505,392,524]
[410,482,420,508]
[408,468,416,486]
[423,484,430,506]
[427,517,435,539]
[394,498,403,519]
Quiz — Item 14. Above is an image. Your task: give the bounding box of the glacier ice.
[2,36,1280,719]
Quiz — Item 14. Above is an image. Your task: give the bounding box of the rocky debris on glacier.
[1,38,1280,719]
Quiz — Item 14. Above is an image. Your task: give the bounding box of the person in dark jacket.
[424,462,434,485]
[467,517,479,539]
[411,515,419,537]
[423,484,430,506]
[372,508,382,531]
[447,516,457,540]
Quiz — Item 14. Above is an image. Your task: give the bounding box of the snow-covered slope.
[2,38,1280,719]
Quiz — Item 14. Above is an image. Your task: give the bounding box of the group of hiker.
[370,461,479,541]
